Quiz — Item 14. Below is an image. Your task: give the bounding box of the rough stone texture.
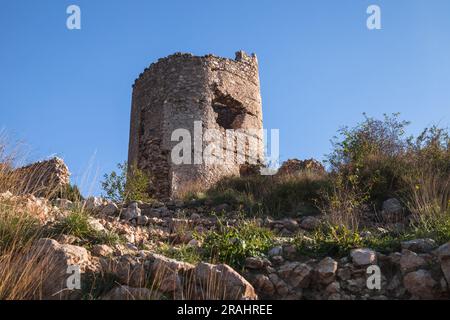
[399,250,427,274]
[128,51,264,200]
[194,263,257,300]
[350,248,377,266]
[403,270,438,299]
[147,253,195,294]
[316,257,338,284]
[101,286,154,300]
[381,198,404,222]
[401,238,437,253]
[13,157,70,197]
[30,238,90,300]
[440,257,450,286]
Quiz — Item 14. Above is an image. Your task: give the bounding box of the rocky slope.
[2,190,449,300]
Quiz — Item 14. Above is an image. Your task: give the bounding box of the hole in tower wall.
[212,89,246,130]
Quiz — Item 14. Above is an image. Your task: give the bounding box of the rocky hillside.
[1,114,448,300]
[1,189,449,300]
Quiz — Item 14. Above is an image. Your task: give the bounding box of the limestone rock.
[148,253,195,294]
[399,250,427,274]
[30,238,90,299]
[282,218,299,231]
[401,239,437,253]
[316,257,338,284]
[268,246,282,257]
[245,257,264,270]
[350,248,377,266]
[88,218,105,232]
[85,197,104,212]
[381,198,404,222]
[403,270,438,299]
[278,262,313,288]
[440,257,450,286]
[436,242,450,259]
[194,263,257,300]
[92,244,113,257]
[299,216,320,231]
[252,274,275,296]
[101,202,119,216]
[123,202,141,221]
[101,286,154,300]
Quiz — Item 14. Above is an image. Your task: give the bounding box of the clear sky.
[1,0,450,196]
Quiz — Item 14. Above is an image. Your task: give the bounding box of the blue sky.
[1,0,450,195]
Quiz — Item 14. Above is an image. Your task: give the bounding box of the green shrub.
[101,162,153,203]
[294,224,404,258]
[409,215,450,245]
[323,113,449,229]
[199,217,274,269]
[295,225,364,258]
[327,113,410,206]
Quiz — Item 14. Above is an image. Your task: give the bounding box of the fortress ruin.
[127,51,264,200]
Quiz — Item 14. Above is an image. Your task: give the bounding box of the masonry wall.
[128,51,264,200]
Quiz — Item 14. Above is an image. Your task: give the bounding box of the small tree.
[101,162,152,203]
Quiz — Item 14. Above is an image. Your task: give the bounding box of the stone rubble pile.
[11,157,70,197]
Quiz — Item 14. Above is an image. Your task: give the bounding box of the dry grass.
[178,170,330,217]
[0,138,57,300]
[405,170,450,222]
[0,201,48,300]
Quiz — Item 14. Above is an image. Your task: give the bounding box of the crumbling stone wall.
[13,157,70,197]
[128,51,264,200]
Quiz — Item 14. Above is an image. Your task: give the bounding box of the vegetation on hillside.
[1,113,449,299]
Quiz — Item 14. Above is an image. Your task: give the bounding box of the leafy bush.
[101,162,152,203]
[199,217,274,269]
[327,113,410,205]
[323,113,450,229]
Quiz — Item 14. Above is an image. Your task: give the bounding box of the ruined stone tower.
[128,51,264,200]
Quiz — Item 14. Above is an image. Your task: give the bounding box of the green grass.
[294,224,403,258]
[186,172,330,217]
[51,211,123,246]
[199,216,275,269]
[294,215,450,258]
[409,215,450,245]
[156,243,202,265]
